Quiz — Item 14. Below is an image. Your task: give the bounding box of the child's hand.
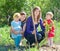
[43,20,47,26]
[20,31,24,34]
[49,27,52,30]
[43,23,46,26]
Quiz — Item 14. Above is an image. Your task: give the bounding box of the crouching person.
[24,6,45,46]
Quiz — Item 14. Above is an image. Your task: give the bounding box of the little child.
[11,13,23,49]
[43,12,55,48]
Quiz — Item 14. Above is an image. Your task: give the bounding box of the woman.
[24,6,45,45]
[20,11,26,34]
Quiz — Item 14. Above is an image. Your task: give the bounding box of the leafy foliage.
[0,0,60,25]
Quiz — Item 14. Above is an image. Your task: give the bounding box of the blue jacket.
[24,16,45,37]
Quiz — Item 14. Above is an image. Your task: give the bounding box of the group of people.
[10,6,55,50]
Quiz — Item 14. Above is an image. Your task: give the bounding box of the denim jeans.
[25,31,45,45]
[13,36,22,47]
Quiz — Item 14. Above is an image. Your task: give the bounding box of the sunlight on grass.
[0,21,60,51]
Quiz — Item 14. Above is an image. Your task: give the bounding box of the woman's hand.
[32,30,36,35]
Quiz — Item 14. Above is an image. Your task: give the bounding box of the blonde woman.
[24,6,45,46]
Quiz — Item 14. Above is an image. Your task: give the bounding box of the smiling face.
[46,14,51,20]
[20,14,26,22]
[14,16,20,22]
[46,12,53,20]
[33,6,41,21]
[34,9,40,19]
[20,12,26,22]
[13,13,20,22]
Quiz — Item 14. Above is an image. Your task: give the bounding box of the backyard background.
[0,0,60,51]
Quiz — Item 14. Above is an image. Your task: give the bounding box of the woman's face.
[34,9,40,19]
[20,15,26,22]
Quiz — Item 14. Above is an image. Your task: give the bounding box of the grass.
[53,20,60,44]
[0,21,60,51]
[0,25,14,46]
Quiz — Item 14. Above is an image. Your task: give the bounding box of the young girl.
[11,13,23,49]
[43,12,55,48]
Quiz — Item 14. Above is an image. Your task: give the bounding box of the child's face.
[14,15,20,22]
[46,14,51,20]
[20,15,26,22]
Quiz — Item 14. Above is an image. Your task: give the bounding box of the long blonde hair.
[32,6,41,22]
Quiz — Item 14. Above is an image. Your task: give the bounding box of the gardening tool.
[31,8,39,49]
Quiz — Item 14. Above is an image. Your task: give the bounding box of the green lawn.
[0,21,60,51]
